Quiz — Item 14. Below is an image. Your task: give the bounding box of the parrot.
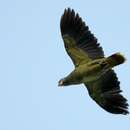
[58,8,129,115]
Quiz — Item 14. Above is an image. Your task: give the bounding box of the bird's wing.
[85,70,129,115]
[60,8,104,67]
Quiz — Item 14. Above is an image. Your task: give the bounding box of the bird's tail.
[106,53,126,68]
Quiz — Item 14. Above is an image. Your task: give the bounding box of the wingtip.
[63,8,76,16]
[64,7,72,11]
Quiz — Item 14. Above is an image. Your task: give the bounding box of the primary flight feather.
[59,8,129,115]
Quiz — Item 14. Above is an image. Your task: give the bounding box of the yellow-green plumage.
[59,8,129,115]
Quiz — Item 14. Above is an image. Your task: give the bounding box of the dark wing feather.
[60,8,104,66]
[85,70,129,115]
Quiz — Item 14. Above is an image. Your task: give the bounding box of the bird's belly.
[78,64,101,83]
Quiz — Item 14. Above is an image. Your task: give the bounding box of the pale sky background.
[0,0,130,130]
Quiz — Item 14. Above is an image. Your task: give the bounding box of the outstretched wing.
[85,70,129,115]
[60,8,104,67]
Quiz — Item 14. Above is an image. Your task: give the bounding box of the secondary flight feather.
[58,8,129,115]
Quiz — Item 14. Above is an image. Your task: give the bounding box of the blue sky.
[0,0,130,130]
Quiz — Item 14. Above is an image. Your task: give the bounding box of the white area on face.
[58,80,64,86]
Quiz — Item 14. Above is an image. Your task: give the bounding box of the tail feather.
[106,53,126,68]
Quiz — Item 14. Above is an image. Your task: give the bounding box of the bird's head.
[58,78,68,87]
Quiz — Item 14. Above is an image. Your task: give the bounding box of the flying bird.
[59,8,129,115]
